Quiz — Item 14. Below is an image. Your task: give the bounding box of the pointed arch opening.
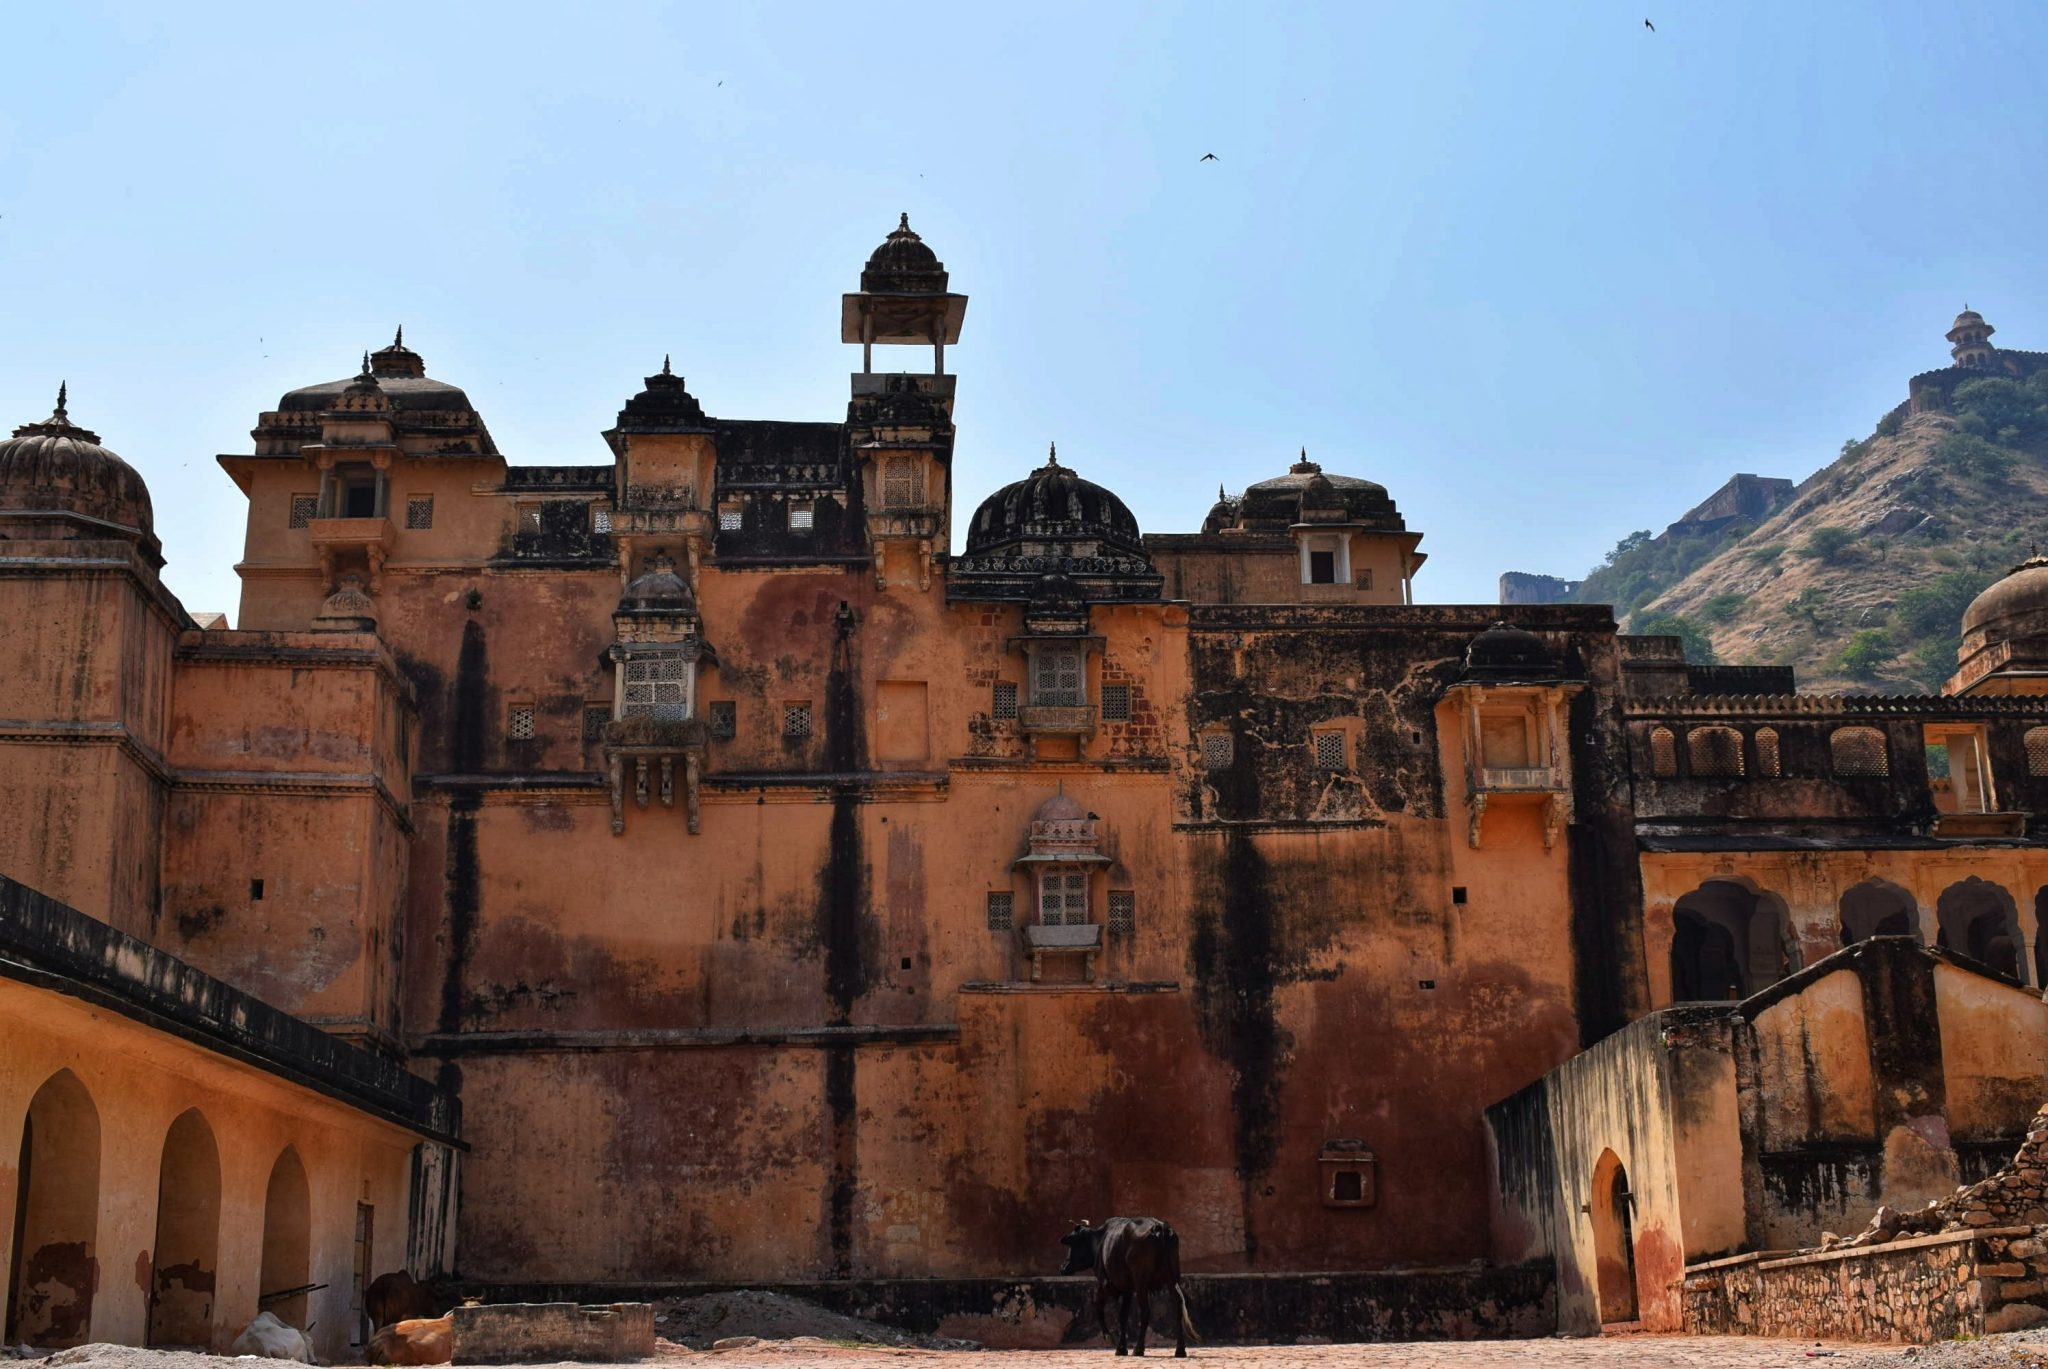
[1671,879,1791,1002]
[1590,1148,1639,1324]
[259,1146,312,1330]
[1840,879,1921,946]
[6,1070,101,1347]
[148,1109,220,1348]
[1936,877,2025,984]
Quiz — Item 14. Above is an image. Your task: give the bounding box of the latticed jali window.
[406,495,434,530]
[1688,725,1745,778]
[1756,727,1782,778]
[622,656,689,721]
[2027,727,2048,777]
[592,508,613,534]
[507,704,535,741]
[718,506,743,532]
[1314,730,1348,771]
[789,502,815,532]
[709,701,737,741]
[991,681,1018,721]
[882,456,918,509]
[1108,890,1135,934]
[1831,726,1890,778]
[289,494,318,529]
[1201,731,1234,770]
[1033,649,1084,707]
[1101,684,1131,721]
[1649,726,1677,778]
[582,706,610,742]
[1038,869,1089,926]
[985,891,1013,931]
[783,703,813,739]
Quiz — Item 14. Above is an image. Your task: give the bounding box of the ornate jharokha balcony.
[867,507,944,540]
[308,515,396,587]
[602,715,709,836]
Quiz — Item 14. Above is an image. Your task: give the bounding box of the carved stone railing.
[1018,704,1097,737]
[1477,765,1559,791]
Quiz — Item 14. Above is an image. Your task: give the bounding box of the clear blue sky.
[4,2,2045,618]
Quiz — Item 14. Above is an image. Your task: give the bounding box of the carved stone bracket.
[603,716,709,837]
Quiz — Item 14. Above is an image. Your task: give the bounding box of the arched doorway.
[6,1070,101,1347]
[1590,1149,1638,1324]
[148,1109,220,1347]
[1936,878,2025,984]
[259,1146,311,1330]
[1840,879,1921,946]
[1670,879,1791,1001]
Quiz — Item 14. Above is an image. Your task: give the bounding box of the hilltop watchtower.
[1949,306,1997,369]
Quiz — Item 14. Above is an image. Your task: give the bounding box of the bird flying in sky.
[1199,153,1218,162]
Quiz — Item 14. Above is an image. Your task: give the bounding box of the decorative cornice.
[1625,693,2048,720]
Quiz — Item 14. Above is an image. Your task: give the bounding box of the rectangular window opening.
[250,878,265,901]
[507,704,535,741]
[582,705,611,743]
[342,481,379,519]
[1313,730,1348,771]
[789,501,815,532]
[718,506,743,532]
[1309,550,1336,584]
[985,890,1013,931]
[1200,731,1234,770]
[1101,683,1132,722]
[1108,890,1135,934]
[709,700,737,741]
[992,681,1019,721]
[1451,886,1468,906]
[288,494,318,529]
[592,507,613,534]
[405,495,434,530]
[784,702,813,739]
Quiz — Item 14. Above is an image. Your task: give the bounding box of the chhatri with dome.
[10,222,2048,1350]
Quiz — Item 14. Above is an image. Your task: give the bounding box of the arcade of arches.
[1645,859,2048,1004]
[0,978,428,1356]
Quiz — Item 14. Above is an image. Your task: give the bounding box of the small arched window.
[1831,726,1890,778]
[2027,726,2048,777]
[1755,727,1781,778]
[1649,726,1677,778]
[1688,725,1746,778]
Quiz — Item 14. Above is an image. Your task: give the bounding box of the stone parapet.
[451,1303,654,1363]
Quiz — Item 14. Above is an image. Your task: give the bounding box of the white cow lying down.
[232,1310,317,1363]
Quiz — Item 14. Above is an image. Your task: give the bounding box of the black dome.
[1461,622,1559,682]
[965,447,1145,558]
[860,214,950,295]
[0,386,155,545]
[278,333,477,413]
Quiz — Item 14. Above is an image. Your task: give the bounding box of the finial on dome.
[359,351,372,377]
[54,381,67,421]
[899,212,911,232]
[394,325,404,348]
[1218,483,1226,501]
[1047,441,1059,467]
[662,354,672,376]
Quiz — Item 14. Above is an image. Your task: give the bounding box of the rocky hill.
[1528,365,2048,694]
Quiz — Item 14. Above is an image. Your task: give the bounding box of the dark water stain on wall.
[440,621,488,1034]
[1188,828,1287,1263]
[813,602,869,1273]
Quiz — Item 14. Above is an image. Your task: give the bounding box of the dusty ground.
[0,1331,2013,1369]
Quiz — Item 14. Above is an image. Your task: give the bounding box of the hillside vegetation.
[1590,373,2048,693]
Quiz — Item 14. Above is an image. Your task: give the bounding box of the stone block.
[452,1303,654,1363]
[1981,1262,2027,1277]
[1988,1303,2048,1334]
[2004,1281,2046,1300]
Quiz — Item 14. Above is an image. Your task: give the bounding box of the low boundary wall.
[1681,1226,2048,1342]
[463,1265,1557,1348]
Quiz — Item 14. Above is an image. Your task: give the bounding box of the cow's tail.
[1175,1283,1201,1345]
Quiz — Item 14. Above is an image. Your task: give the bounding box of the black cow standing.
[1059,1217,1199,1357]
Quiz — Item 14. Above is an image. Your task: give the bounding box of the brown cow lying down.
[365,1270,444,1330]
[367,1312,453,1366]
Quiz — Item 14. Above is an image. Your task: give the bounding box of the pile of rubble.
[1822,1105,2048,1252]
